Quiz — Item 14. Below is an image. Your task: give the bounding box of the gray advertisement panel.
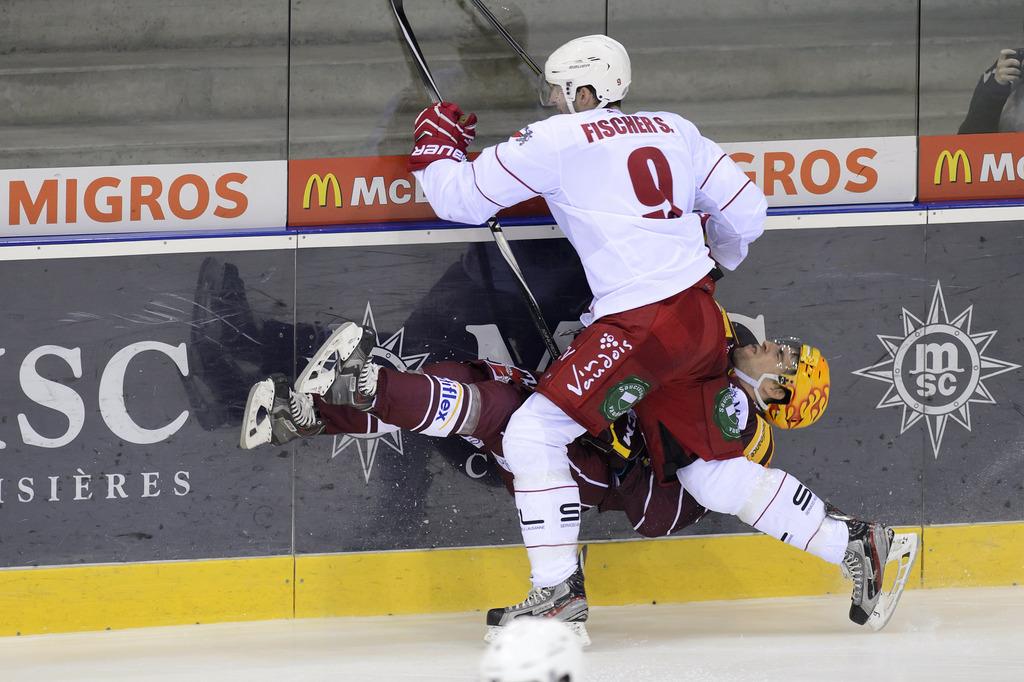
[289,220,1022,553]
[0,251,296,567]
[291,238,597,553]
[2,220,1021,568]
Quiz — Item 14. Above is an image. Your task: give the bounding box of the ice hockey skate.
[485,550,590,647]
[828,505,919,631]
[239,373,324,449]
[294,322,378,410]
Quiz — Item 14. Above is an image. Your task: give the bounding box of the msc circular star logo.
[852,281,1019,458]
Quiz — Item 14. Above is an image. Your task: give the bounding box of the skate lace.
[289,390,318,427]
[514,587,552,610]
[357,362,380,397]
[843,551,864,601]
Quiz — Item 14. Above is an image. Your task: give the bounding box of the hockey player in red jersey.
[246,317,917,640]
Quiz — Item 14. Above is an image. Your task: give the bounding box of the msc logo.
[302,173,342,209]
[911,342,961,398]
[852,281,1019,458]
[933,149,972,185]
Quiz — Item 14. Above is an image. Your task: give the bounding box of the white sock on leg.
[504,393,586,588]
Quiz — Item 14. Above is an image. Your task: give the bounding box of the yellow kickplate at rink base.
[295,527,914,618]
[586,531,859,606]
[922,521,1024,587]
[2,521,1020,635]
[0,555,293,636]
[294,522,1024,619]
[295,545,532,618]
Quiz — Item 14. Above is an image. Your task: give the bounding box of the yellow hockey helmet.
[763,339,830,430]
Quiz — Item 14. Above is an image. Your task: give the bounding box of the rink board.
[1,215,1023,635]
[1,520,1021,636]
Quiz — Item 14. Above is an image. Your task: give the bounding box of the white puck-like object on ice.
[868,531,920,631]
[479,617,585,682]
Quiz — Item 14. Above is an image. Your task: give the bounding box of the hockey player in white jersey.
[404,34,770,638]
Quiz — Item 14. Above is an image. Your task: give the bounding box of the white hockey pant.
[502,392,586,588]
[676,457,848,565]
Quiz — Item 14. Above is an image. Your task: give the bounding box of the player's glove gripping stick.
[408,102,478,172]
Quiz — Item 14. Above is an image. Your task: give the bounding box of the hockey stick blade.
[389,0,442,103]
[866,532,919,631]
[469,0,543,77]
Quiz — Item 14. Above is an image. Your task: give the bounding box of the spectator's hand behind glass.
[992,49,1022,86]
[958,48,1024,134]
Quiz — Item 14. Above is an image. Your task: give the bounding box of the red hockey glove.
[407,102,477,172]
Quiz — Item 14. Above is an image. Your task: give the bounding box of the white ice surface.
[0,586,1021,681]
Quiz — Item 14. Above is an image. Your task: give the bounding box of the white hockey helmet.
[542,34,631,113]
[479,618,585,682]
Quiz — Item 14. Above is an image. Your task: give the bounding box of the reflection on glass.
[921,0,1024,135]
[0,1,288,169]
[611,0,917,141]
[288,0,603,159]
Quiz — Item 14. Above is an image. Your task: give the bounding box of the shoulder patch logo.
[712,385,748,441]
[512,125,534,145]
[600,376,650,421]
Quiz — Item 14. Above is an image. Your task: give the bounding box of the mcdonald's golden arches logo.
[303,173,342,209]
[933,149,972,185]
[919,133,1024,201]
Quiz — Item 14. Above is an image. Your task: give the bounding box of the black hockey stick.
[390,0,442,103]
[388,0,561,361]
[468,0,542,77]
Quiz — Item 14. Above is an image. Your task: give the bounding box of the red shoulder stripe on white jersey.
[699,153,727,190]
[471,163,504,208]
[494,145,541,194]
[721,179,753,212]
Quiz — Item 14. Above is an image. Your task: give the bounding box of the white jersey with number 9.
[414,107,767,323]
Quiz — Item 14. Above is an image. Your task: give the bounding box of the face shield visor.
[733,337,803,410]
[539,77,576,113]
[770,337,802,375]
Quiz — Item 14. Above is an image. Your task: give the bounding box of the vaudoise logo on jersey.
[852,281,1019,458]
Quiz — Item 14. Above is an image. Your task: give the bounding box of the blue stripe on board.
[4,198,1024,248]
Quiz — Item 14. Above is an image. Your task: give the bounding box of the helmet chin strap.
[562,83,577,114]
[733,368,773,411]
[561,83,610,114]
